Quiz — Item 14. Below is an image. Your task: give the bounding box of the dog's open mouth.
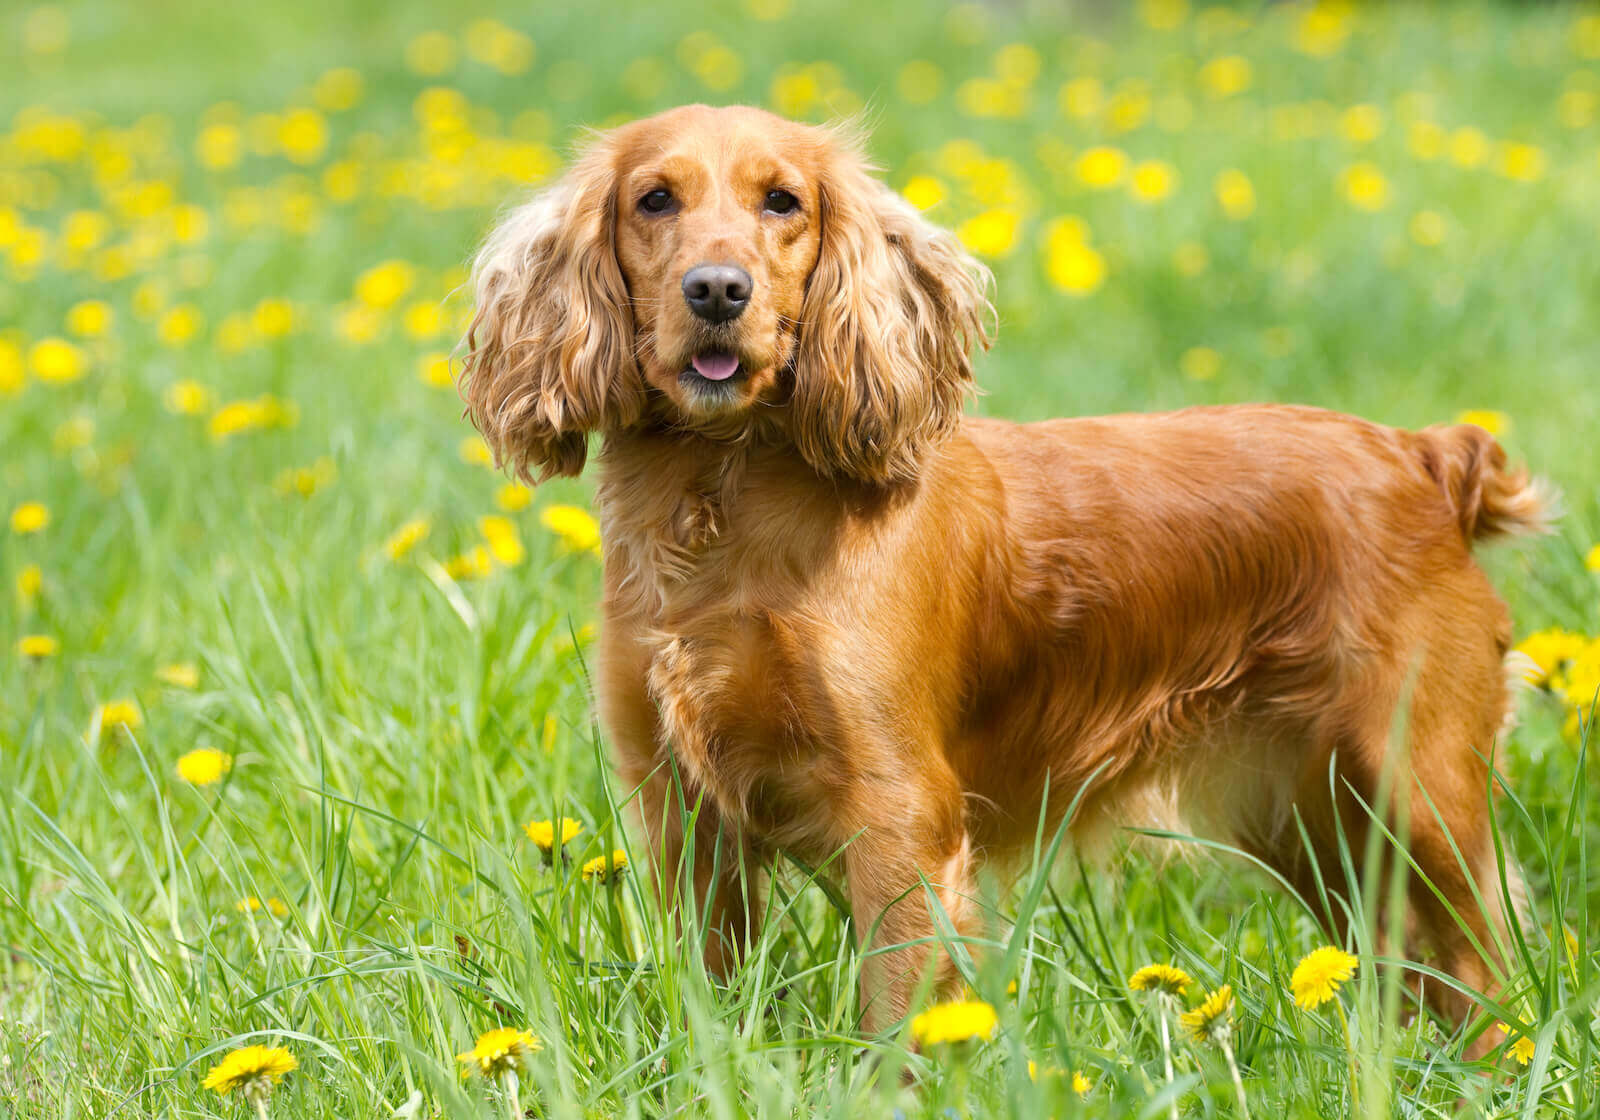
[686,351,741,382]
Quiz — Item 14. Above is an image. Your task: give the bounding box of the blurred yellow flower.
[1060,76,1103,120]
[52,415,93,453]
[30,337,86,383]
[910,999,997,1046]
[1043,218,1106,296]
[1290,946,1357,1009]
[16,564,43,604]
[1181,984,1234,1043]
[417,352,453,388]
[312,67,365,112]
[1129,963,1192,995]
[1138,0,1188,31]
[465,19,535,75]
[65,300,112,338]
[0,338,23,394]
[176,748,232,786]
[1339,103,1384,143]
[17,634,58,659]
[278,108,327,165]
[22,6,71,54]
[202,1045,297,1096]
[444,546,493,581]
[524,817,583,852]
[405,31,457,77]
[334,304,384,344]
[1294,1,1353,56]
[1515,628,1588,684]
[252,298,296,339]
[1199,55,1252,99]
[164,379,212,415]
[541,505,602,554]
[274,457,337,498]
[1449,127,1490,169]
[208,395,296,440]
[459,436,493,467]
[1574,15,1600,60]
[1075,146,1128,189]
[11,502,49,535]
[901,175,945,212]
[355,260,414,309]
[1455,408,1509,437]
[384,517,431,561]
[237,895,289,917]
[402,301,446,339]
[1586,544,1600,573]
[1129,160,1178,203]
[157,663,201,689]
[1407,120,1444,161]
[456,1028,541,1078]
[479,515,526,567]
[581,848,630,884]
[1180,346,1223,381]
[1559,88,1597,130]
[1214,169,1256,219]
[196,122,243,170]
[957,209,1019,258]
[157,304,205,346]
[96,699,143,735]
[1339,162,1389,211]
[1497,142,1546,184]
[495,483,533,512]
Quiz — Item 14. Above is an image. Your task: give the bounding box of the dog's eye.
[638,188,676,215]
[763,189,799,215]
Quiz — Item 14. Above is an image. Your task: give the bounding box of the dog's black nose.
[682,264,752,323]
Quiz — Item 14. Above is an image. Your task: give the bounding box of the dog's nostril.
[682,264,753,323]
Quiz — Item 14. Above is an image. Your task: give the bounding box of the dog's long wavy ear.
[460,136,641,480]
[790,132,994,486]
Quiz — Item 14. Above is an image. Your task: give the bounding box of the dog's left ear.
[790,137,994,486]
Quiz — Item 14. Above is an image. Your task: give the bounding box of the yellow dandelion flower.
[418,352,454,388]
[901,175,945,212]
[312,67,365,112]
[236,896,288,917]
[1072,1070,1092,1095]
[164,379,212,415]
[479,515,526,567]
[1497,142,1546,184]
[354,260,414,309]
[1449,127,1490,169]
[1198,54,1252,99]
[157,304,204,346]
[176,748,232,786]
[1290,946,1357,1009]
[1499,1023,1536,1066]
[1585,544,1600,573]
[11,502,50,535]
[1181,984,1234,1042]
[1214,169,1255,220]
[1456,409,1509,437]
[196,122,243,170]
[580,848,630,884]
[541,505,602,554]
[957,208,1020,258]
[65,300,113,338]
[495,483,533,513]
[1129,963,1192,996]
[910,999,998,1046]
[1129,160,1178,203]
[252,299,295,339]
[1075,146,1128,189]
[402,301,446,339]
[157,662,201,689]
[0,338,23,395]
[30,337,86,383]
[384,517,431,561]
[201,1045,297,1096]
[524,817,583,852]
[459,436,493,467]
[444,547,493,581]
[17,634,59,659]
[1044,234,1106,296]
[457,1027,541,1078]
[95,699,143,736]
[1339,162,1389,211]
[1339,103,1385,144]
[1138,0,1187,30]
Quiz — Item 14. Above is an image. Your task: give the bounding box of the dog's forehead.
[618,105,820,178]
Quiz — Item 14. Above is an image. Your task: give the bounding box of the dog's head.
[462,104,992,485]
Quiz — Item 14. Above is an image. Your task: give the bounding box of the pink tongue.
[691,352,740,381]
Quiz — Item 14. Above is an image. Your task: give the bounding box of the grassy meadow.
[4,0,1600,1115]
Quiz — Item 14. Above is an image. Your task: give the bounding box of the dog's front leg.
[843,782,976,1035]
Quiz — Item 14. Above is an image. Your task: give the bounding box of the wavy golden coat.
[462,105,1545,1034]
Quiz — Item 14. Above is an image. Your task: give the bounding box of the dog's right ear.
[460,137,642,480]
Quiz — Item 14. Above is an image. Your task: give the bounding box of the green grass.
[3,0,1600,1115]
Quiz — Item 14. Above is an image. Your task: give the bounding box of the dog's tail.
[1411,422,1556,545]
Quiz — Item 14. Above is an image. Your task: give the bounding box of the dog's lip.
[686,350,742,382]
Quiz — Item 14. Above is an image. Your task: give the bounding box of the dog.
[460,104,1546,1034]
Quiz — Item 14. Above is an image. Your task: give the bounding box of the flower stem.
[1332,997,1359,1109]
[501,1069,521,1120]
[1221,1034,1251,1120]
[1158,997,1179,1120]
[251,1093,270,1120]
